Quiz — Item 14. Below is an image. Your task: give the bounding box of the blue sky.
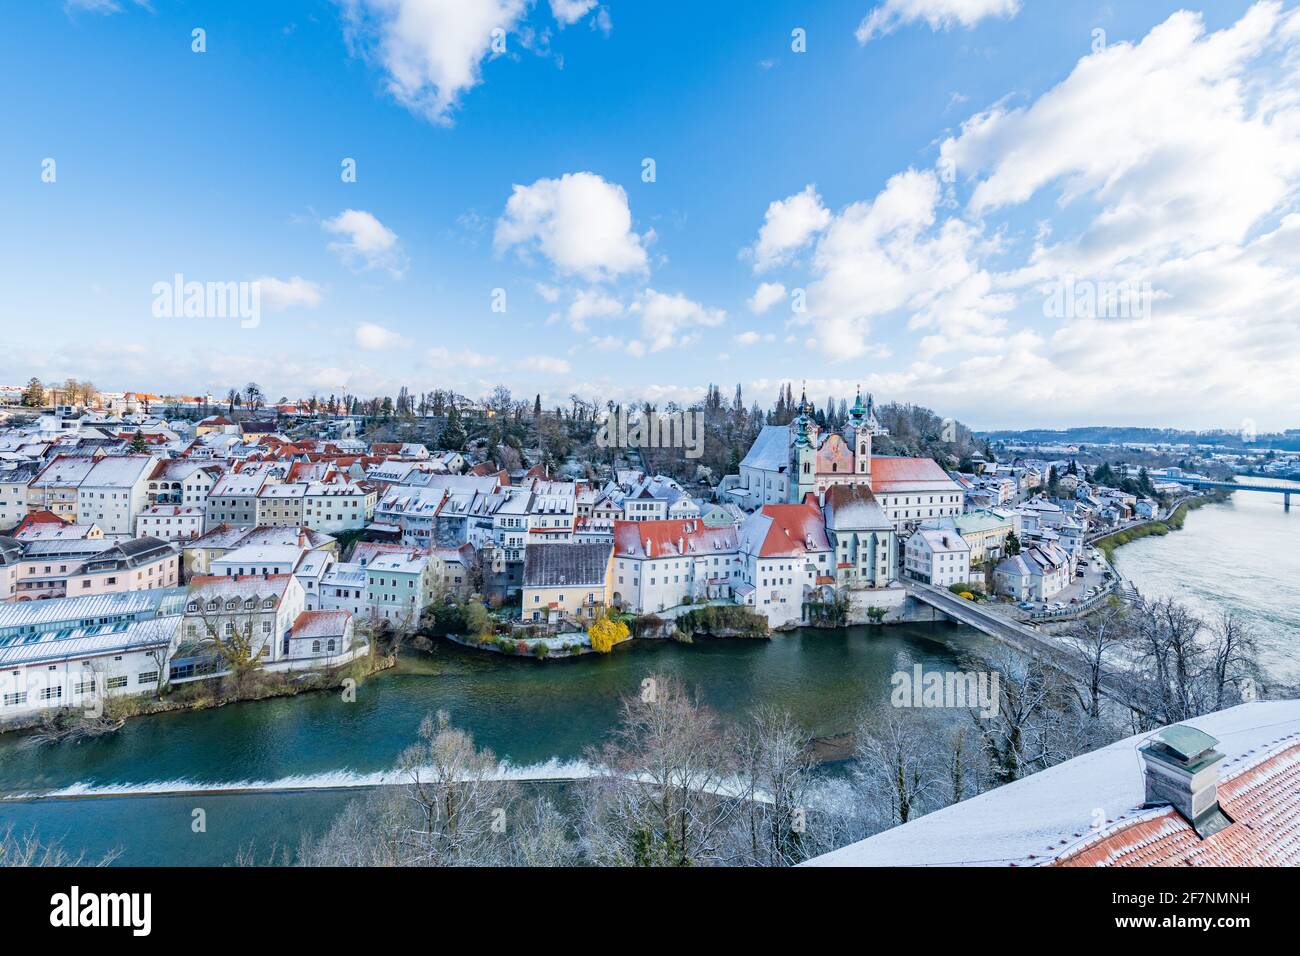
[3,0,1298,430]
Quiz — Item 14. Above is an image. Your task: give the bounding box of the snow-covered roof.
[0,615,179,667]
[805,701,1300,867]
[739,425,789,473]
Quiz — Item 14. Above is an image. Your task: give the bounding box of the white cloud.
[495,172,649,280]
[857,0,1021,44]
[734,330,776,347]
[322,209,407,277]
[761,168,1008,362]
[354,322,408,350]
[746,281,787,314]
[549,0,597,26]
[628,289,725,352]
[63,0,150,15]
[428,346,496,369]
[763,2,1300,428]
[339,0,529,125]
[746,184,831,273]
[519,355,571,374]
[566,288,623,331]
[253,276,323,311]
[944,3,1300,268]
[534,282,561,303]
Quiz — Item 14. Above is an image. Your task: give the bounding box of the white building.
[303,480,370,533]
[76,455,157,537]
[180,574,306,665]
[135,505,205,542]
[905,527,972,588]
[315,561,369,616]
[0,615,180,721]
[611,518,741,614]
[736,498,834,628]
[994,543,1071,602]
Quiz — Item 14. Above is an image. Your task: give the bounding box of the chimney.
[1139,725,1232,838]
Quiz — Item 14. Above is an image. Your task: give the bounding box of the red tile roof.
[613,518,737,559]
[17,510,70,531]
[291,609,352,639]
[751,497,830,558]
[869,455,957,491]
[1055,741,1300,867]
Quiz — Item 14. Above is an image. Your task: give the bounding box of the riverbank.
[1092,493,1220,563]
[1,650,396,741]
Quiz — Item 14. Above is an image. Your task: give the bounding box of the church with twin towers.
[729,385,963,530]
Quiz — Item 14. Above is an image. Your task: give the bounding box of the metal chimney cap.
[1148,724,1220,763]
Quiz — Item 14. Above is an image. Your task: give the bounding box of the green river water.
[0,621,994,864]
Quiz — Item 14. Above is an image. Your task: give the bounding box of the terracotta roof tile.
[1055,742,1300,867]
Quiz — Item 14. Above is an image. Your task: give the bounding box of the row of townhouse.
[203,470,375,534]
[0,572,362,723]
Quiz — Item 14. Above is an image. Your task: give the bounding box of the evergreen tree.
[439,405,467,451]
[129,430,149,454]
[22,377,44,407]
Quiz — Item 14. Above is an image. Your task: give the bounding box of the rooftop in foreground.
[805,701,1300,867]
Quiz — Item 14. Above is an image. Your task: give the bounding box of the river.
[1114,480,1300,685]
[0,622,997,865]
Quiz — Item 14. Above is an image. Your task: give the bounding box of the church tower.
[844,385,874,483]
[793,409,818,502]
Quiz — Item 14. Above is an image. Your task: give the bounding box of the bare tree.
[581,674,738,866]
[1208,610,1261,712]
[731,706,815,866]
[302,711,517,866]
[973,650,1087,786]
[0,825,118,866]
[854,706,942,825]
[1062,602,1128,720]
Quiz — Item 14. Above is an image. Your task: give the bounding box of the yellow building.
[521,542,613,623]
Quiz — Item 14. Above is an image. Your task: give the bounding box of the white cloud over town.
[322,209,408,277]
[494,172,650,281]
[857,0,1021,44]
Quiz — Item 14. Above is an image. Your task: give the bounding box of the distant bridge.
[1163,476,1293,510]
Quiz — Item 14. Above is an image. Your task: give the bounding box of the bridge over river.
[903,582,1139,714]
[1164,476,1294,510]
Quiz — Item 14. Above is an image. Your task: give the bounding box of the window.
[106,675,128,690]
[40,686,63,701]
